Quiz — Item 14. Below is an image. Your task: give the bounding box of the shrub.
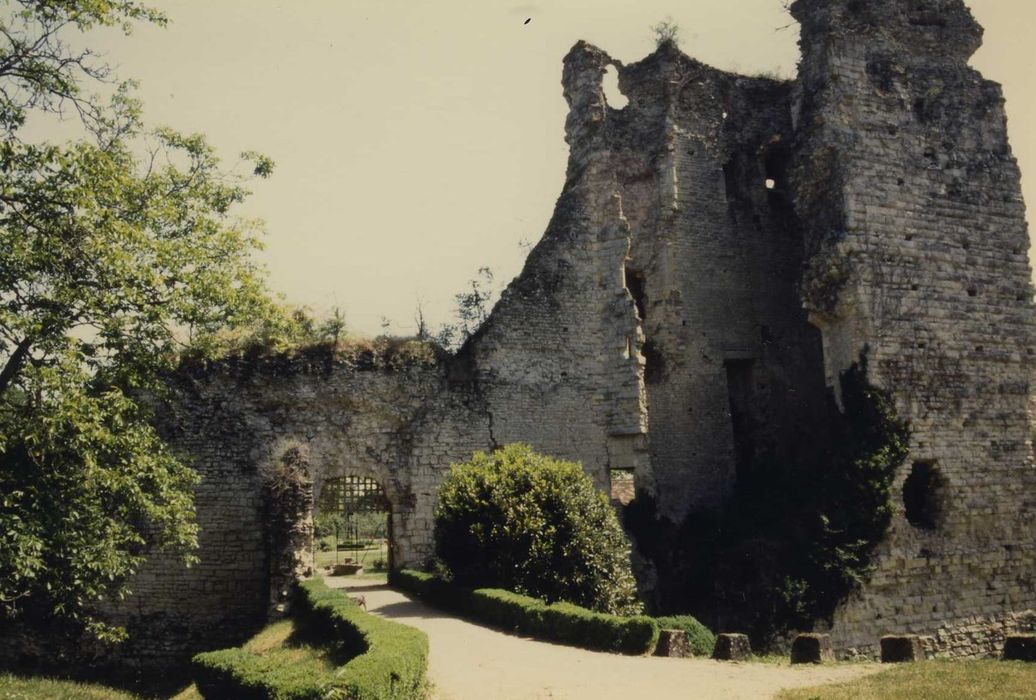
[396,569,658,655]
[193,579,428,699]
[434,443,642,615]
[654,615,716,656]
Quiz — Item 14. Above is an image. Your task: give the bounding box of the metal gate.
[317,475,390,568]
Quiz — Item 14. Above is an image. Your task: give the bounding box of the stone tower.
[788,0,1036,653]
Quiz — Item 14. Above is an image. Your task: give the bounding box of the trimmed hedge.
[654,615,717,656]
[395,569,658,655]
[192,579,428,700]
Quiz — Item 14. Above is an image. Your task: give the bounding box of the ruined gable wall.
[423,42,828,526]
[444,42,649,495]
[790,0,1036,657]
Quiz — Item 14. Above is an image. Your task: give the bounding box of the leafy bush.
[654,615,716,656]
[434,444,642,615]
[395,569,658,655]
[193,579,428,699]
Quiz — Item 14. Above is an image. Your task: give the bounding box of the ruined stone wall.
[789,0,1036,657]
[114,0,1036,663]
[451,42,830,523]
[109,352,448,661]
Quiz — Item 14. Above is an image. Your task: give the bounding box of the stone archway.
[315,474,394,574]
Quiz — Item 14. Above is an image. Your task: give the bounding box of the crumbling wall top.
[791,0,983,60]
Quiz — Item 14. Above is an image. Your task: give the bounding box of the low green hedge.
[191,647,327,700]
[395,569,658,655]
[654,615,717,656]
[193,579,428,700]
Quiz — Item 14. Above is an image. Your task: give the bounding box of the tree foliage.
[0,0,277,643]
[433,444,643,616]
[434,266,495,350]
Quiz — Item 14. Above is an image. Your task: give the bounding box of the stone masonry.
[112,0,1035,663]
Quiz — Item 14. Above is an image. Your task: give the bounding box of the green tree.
[435,266,495,349]
[434,444,643,616]
[0,1,277,643]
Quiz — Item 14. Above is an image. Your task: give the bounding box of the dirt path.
[329,578,880,700]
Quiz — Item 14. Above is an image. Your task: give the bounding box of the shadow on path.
[368,599,455,621]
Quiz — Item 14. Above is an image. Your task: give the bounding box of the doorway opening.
[316,475,392,574]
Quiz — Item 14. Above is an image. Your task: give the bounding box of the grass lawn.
[240,617,345,669]
[0,674,138,699]
[169,618,342,700]
[0,620,341,700]
[777,660,1036,700]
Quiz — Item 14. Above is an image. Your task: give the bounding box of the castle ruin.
[116,0,1036,661]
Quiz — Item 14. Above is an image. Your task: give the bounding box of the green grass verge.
[395,569,658,655]
[192,579,428,700]
[777,660,1036,700]
[0,674,138,699]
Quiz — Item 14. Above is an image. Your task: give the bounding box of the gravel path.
[329,577,880,700]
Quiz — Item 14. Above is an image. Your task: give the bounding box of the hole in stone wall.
[625,266,647,320]
[903,461,947,531]
[317,475,393,572]
[641,339,665,385]
[602,65,629,109]
[763,146,793,212]
[967,288,977,297]
[609,468,636,505]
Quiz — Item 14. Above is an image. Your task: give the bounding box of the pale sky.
[66,1,1036,335]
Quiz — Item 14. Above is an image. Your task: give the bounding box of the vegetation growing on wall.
[625,357,910,645]
[177,306,448,377]
[433,444,643,616]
